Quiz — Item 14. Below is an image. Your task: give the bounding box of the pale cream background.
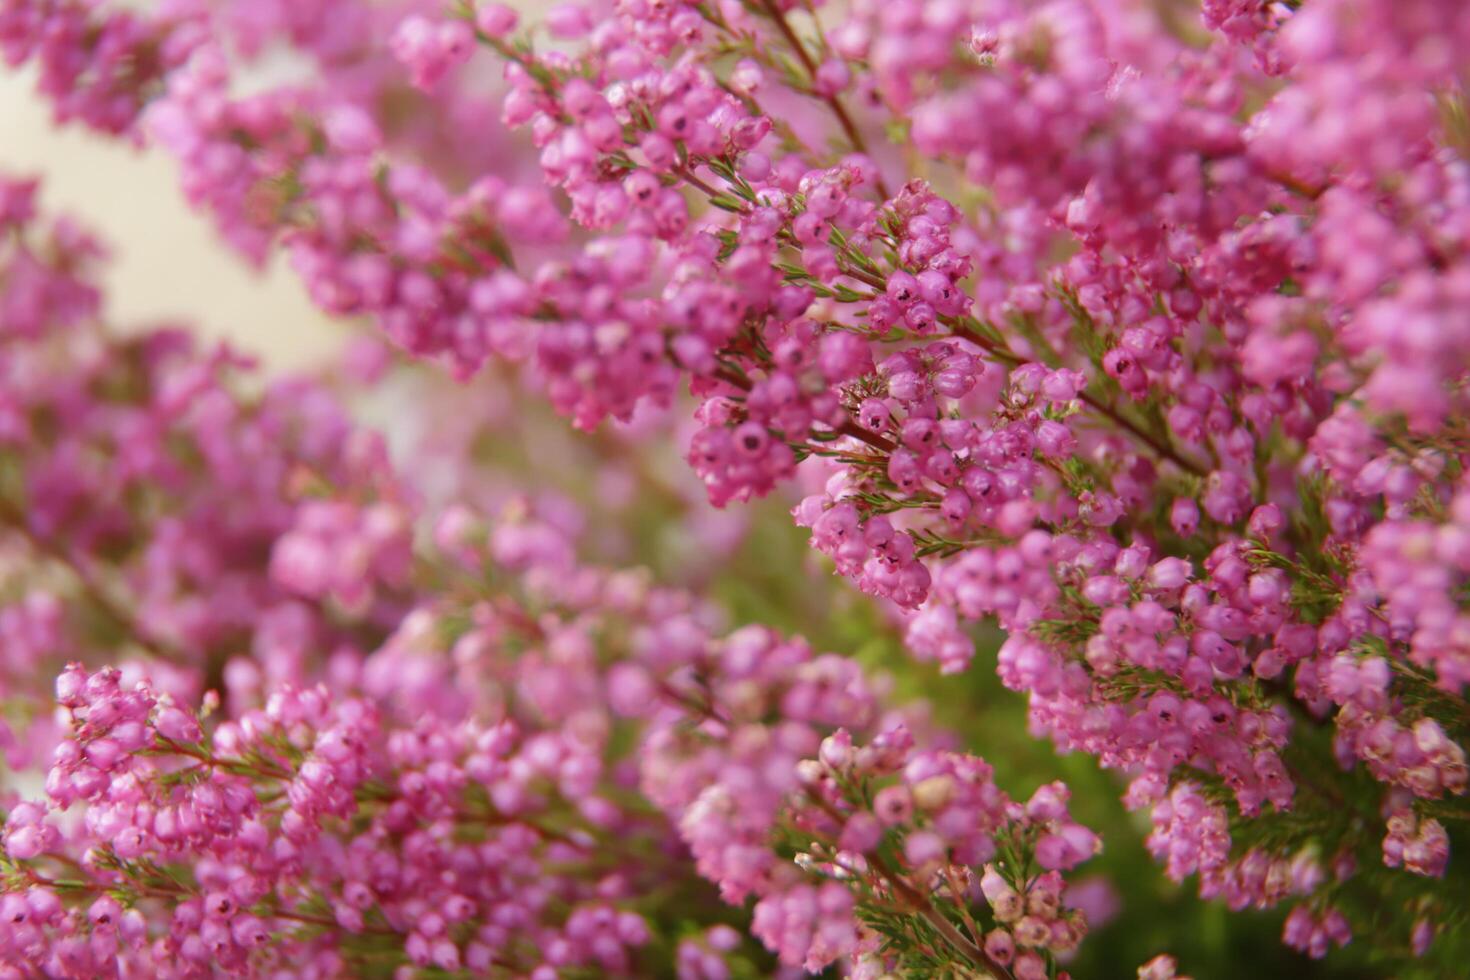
[1,69,349,370]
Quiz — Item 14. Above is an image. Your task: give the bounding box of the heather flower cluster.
[2,413,1099,978]
[3,0,1470,975]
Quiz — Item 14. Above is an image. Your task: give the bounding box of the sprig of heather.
[2,531,1100,978]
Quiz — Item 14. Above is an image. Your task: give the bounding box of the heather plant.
[2,0,1469,977]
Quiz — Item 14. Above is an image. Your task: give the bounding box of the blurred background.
[0,69,348,371]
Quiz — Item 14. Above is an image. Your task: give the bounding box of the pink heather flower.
[475,3,518,38]
[391,16,474,91]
